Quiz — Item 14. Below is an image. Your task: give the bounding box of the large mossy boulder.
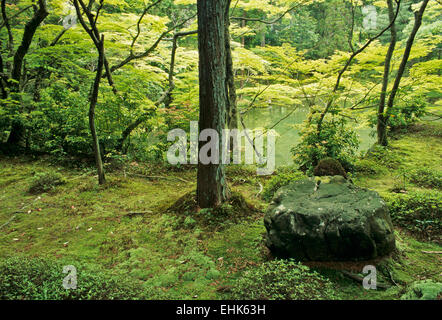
[264,176,396,261]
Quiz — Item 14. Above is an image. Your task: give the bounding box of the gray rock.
[264,177,396,261]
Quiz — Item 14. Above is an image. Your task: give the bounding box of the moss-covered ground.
[0,121,440,300]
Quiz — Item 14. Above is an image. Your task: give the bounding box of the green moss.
[166,191,259,231]
[230,259,339,300]
[0,256,149,300]
[313,157,348,178]
[354,159,387,176]
[0,122,441,300]
[261,167,305,201]
[408,168,442,190]
[383,190,441,241]
[401,280,442,300]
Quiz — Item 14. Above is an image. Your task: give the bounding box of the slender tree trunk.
[196,0,231,208]
[117,29,198,152]
[377,0,397,146]
[89,36,106,185]
[383,0,430,131]
[225,8,238,131]
[73,0,106,185]
[239,11,246,100]
[260,24,266,47]
[225,5,239,158]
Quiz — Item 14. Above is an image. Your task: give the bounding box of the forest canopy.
[1,0,439,170]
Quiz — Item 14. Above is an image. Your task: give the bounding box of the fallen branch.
[341,270,391,289]
[421,250,442,254]
[127,173,189,183]
[0,214,17,230]
[126,210,153,218]
[256,182,263,198]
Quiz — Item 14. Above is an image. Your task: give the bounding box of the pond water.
[242,106,376,167]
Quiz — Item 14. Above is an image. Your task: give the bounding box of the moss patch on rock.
[313,158,348,179]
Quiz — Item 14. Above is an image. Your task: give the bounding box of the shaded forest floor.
[0,121,441,300]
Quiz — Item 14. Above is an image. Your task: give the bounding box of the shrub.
[401,280,442,300]
[262,168,305,201]
[292,115,359,174]
[384,190,441,241]
[368,97,427,133]
[409,168,442,190]
[0,256,148,300]
[230,259,338,300]
[388,98,427,131]
[28,171,66,194]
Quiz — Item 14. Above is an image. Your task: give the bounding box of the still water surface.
[242,106,376,167]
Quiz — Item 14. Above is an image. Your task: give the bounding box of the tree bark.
[225,8,238,131]
[377,0,397,146]
[381,0,430,146]
[5,0,48,146]
[196,0,231,208]
[73,0,106,184]
[89,35,106,185]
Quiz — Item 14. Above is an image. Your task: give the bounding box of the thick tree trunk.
[196,0,231,208]
[5,0,48,147]
[6,120,25,146]
[377,0,397,146]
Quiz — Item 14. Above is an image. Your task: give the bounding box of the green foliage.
[0,256,148,300]
[29,171,66,194]
[292,116,359,173]
[408,168,442,190]
[354,158,387,176]
[388,98,427,131]
[364,144,402,169]
[401,280,442,300]
[230,259,338,300]
[262,167,305,201]
[369,96,428,133]
[0,0,441,302]
[384,190,441,241]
